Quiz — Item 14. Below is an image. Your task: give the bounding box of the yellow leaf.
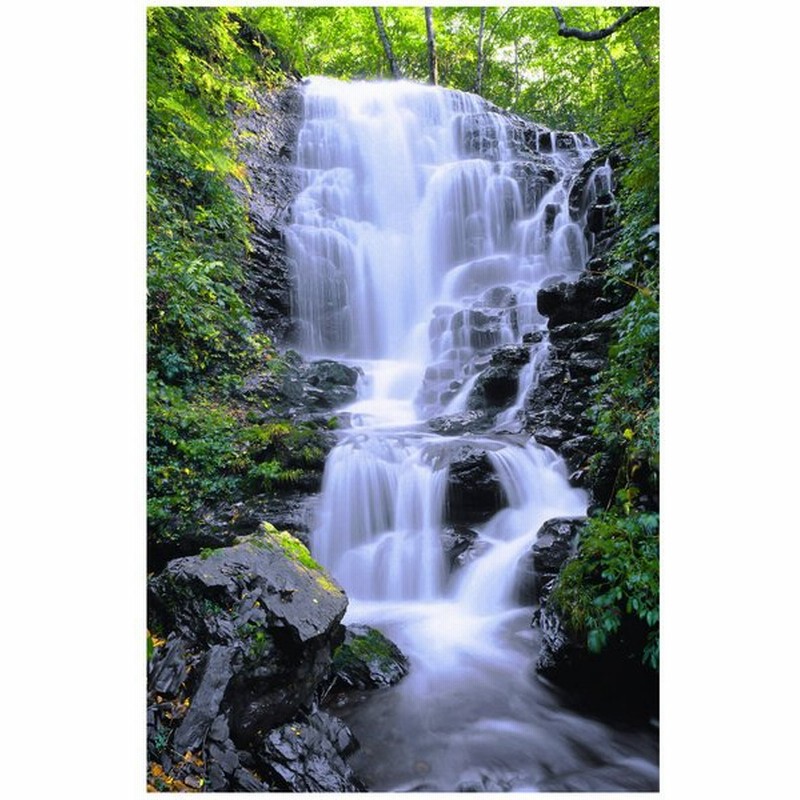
[623,428,634,440]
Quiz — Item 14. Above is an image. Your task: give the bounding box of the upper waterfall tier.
[287,77,609,423]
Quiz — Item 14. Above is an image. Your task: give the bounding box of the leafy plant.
[551,511,659,669]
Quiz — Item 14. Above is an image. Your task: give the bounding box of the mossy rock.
[331,625,408,690]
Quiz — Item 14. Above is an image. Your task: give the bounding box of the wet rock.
[538,274,631,327]
[425,410,490,436]
[467,368,518,412]
[440,525,479,570]
[303,359,361,410]
[559,435,601,485]
[330,625,409,690]
[522,329,546,345]
[568,146,624,218]
[455,538,493,568]
[467,345,530,413]
[232,767,271,792]
[533,426,568,448]
[445,445,508,525]
[257,710,366,792]
[536,604,659,719]
[449,308,506,351]
[457,772,514,792]
[524,259,625,507]
[514,518,584,605]
[508,159,560,212]
[456,112,504,159]
[212,492,318,546]
[587,201,616,234]
[533,518,584,592]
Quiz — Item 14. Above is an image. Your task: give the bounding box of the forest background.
[2,2,797,799]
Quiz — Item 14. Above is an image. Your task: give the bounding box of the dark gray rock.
[257,710,366,792]
[303,359,361,409]
[174,645,236,754]
[537,274,631,328]
[330,625,409,690]
[525,255,626,506]
[148,634,189,696]
[232,767,271,792]
[514,518,584,605]
[197,492,319,548]
[231,84,304,343]
[467,345,530,413]
[568,146,623,218]
[533,518,584,589]
[445,445,508,525]
[425,409,490,436]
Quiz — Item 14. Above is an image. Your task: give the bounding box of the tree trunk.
[475,7,486,95]
[424,7,438,85]
[372,7,402,79]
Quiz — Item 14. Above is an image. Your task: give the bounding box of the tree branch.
[552,6,650,41]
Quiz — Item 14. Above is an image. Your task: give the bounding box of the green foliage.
[147,6,289,388]
[147,373,329,545]
[147,9,334,548]
[548,31,659,669]
[552,511,659,669]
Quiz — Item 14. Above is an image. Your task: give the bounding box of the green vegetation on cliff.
[147,8,326,552]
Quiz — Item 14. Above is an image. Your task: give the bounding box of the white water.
[287,77,657,792]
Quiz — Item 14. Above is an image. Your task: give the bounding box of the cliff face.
[231,82,304,343]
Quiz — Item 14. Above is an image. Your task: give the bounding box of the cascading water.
[286,76,657,792]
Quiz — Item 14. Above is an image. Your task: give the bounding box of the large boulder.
[149,524,348,745]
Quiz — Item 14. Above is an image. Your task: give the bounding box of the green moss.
[332,627,398,678]
[259,523,323,572]
[315,574,339,594]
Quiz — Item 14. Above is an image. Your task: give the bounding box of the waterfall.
[285,77,657,792]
